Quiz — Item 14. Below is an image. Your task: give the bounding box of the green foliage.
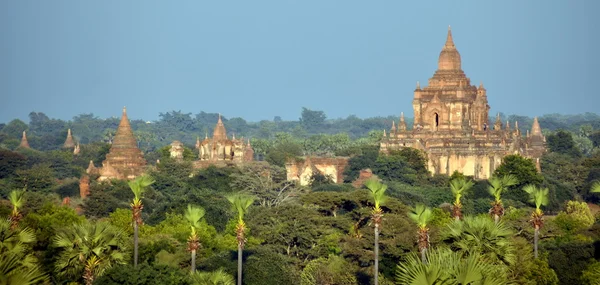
[441,215,516,266]
[395,248,507,285]
[544,240,595,285]
[95,263,190,285]
[449,177,474,206]
[365,178,387,210]
[226,193,255,224]
[581,260,600,285]
[547,130,582,157]
[190,268,235,285]
[524,185,549,212]
[242,248,299,285]
[343,145,379,182]
[300,255,358,285]
[54,220,129,282]
[373,149,429,185]
[408,204,432,229]
[553,201,595,237]
[494,155,544,203]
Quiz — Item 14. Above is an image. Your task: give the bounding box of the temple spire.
[19,131,30,149]
[399,112,407,131]
[213,113,227,141]
[391,121,396,132]
[63,128,75,148]
[445,25,455,48]
[531,117,542,136]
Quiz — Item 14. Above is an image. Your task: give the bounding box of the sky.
[0,1,598,123]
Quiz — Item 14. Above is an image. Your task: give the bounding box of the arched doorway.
[433,112,439,130]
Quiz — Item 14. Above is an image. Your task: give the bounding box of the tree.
[191,269,235,285]
[547,130,582,157]
[54,221,129,285]
[226,193,255,285]
[8,189,26,230]
[185,204,206,273]
[408,204,433,263]
[300,107,326,132]
[395,248,506,285]
[364,178,387,285]
[229,163,301,208]
[0,219,48,285]
[493,154,543,203]
[442,215,516,267]
[449,177,474,220]
[523,185,549,259]
[128,175,155,267]
[488,175,519,224]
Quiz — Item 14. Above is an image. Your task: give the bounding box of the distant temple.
[87,107,147,180]
[18,131,30,149]
[285,156,349,186]
[380,27,546,179]
[63,129,76,148]
[190,114,254,168]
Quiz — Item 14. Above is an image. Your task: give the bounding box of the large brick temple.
[380,27,546,179]
[87,107,147,180]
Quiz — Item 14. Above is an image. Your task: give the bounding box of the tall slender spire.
[445,25,455,48]
[19,131,30,149]
[438,26,462,71]
[399,112,407,131]
[63,128,75,148]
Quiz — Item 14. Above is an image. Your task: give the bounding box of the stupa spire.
[213,113,227,141]
[399,112,407,131]
[19,131,30,149]
[63,128,75,148]
[531,117,542,136]
[438,26,462,71]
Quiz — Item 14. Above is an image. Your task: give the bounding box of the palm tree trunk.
[237,243,243,285]
[494,214,500,224]
[134,222,138,267]
[191,249,196,273]
[374,223,379,285]
[421,248,427,264]
[534,226,539,259]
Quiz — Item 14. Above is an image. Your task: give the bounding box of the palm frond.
[226,193,255,223]
[8,189,26,214]
[128,175,155,202]
[523,185,549,210]
[409,204,433,229]
[185,204,206,230]
[591,181,600,193]
[450,177,474,204]
[191,268,235,285]
[365,178,388,209]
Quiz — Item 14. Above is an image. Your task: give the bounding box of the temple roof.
[63,129,75,148]
[438,26,462,71]
[212,114,227,141]
[531,117,543,136]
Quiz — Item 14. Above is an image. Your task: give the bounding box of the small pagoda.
[88,107,146,180]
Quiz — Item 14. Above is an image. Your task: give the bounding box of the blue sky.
[0,1,598,123]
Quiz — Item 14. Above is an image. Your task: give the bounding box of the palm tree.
[442,215,516,266]
[8,189,26,230]
[190,269,235,285]
[226,193,255,285]
[128,175,155,267]
[364,178,387,285]
[449,177,474,221]
[408,204,433,263]
[523,185,549,259]
[0,219,47,285]
[54,221,128,285]
[488,174,519,224]
[185,204,206,273]
[395,248,506,285]
[591,181,600,193]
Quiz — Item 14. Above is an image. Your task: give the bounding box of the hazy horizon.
[1,1,598,124]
